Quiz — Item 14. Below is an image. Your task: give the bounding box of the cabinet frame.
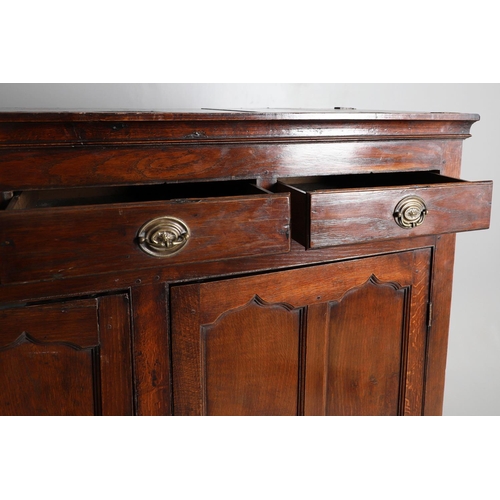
[0,110,491,416]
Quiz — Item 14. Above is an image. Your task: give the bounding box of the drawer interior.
[277,171,462,193]
[5,180,267,210]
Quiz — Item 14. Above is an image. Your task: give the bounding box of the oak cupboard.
[0,109,492,415]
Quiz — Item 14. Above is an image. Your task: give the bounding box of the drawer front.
[278,174,492,248]
[0,193,290,284]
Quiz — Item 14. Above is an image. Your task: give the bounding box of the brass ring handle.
[137,216,190,257]
[393,196,428,229]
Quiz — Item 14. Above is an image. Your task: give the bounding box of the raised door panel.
[171,249,431,416]
[304,250,430,416]
[0,295,133,416]
[319,280,406,416]
[201,297,304,415]
[171,285,305,416]
[329,281,405,415]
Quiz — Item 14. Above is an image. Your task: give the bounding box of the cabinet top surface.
[0,108,480,122]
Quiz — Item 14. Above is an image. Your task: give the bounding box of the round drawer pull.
[137,216,190,257]
[393,196,428,229]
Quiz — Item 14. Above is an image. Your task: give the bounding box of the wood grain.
[325,279,407,416]
[0,299,99,415]
[0,110,490,416]
[0,295,134,415]
[172,251,430,416]
[0,192,290,284]
[131,284,171,415]
[98,294,134,416]
[200,298,303,416]
[0,140,450,191]
[278,175,492,248]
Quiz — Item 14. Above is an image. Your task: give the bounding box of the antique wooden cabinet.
[0,109,492,416]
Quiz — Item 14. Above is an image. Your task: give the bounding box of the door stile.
[402,248,433,416]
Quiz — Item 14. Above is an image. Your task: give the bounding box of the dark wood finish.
[171,285,304,416]
[324,280,407,415]
[277,173,492,248]
[0,295,133,415]
[302,250,431,416]
[98,294,134,416]
[0,300,99,416]
[423,233,457,415]
[0,110,478,149]
[171,251,430,416]
[0,189,289,284]
[0,236,436,305]
[0,140,461,191]
[0,109,491,416]
[131,284,171,416]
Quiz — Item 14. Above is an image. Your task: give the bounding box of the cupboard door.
[0,295,133,416]
[172,287,304,416]
[171,249,431,416]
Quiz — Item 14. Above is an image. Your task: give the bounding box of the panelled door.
[0,294,133,416]
[171,249,432,416]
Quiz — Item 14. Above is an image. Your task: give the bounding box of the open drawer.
[276,172,492,249]
[0,181,290,284]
